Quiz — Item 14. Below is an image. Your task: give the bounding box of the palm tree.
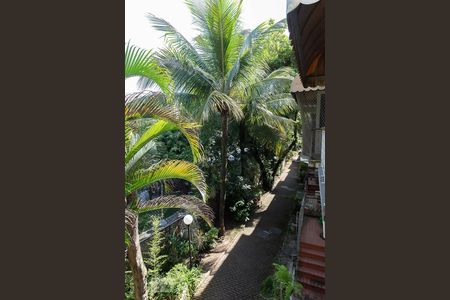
[147,0,287,235]
[240,67,299,190]
[124,43,213,300]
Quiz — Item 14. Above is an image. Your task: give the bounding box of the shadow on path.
[196,161,299,300]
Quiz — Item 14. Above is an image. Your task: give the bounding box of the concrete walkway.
[195,159,299,300]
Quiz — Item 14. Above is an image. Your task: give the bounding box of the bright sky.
[125,0,288,93]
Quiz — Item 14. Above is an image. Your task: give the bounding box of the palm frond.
[201,90,243,122]
[246,97,295,134]
[137,195,214,226]
[125,42,171,95]
[248,124,284,148]
[265,94,298,115]
[228,46,270,98]
[266,66,296,79]
[125,92,203,166]
[186,0,243,79]
[126,119,202,168]
[147,13,211,73]
[156,47,215,98]
[172,93,203,117]
[125,139,158,173]
[125,91,175,120]
[126,160,207,201]
[225,18,287,91]
[125,124,134,154]
[248,78,292,99]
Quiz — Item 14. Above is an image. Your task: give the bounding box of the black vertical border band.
[2,0,124,299]
[327,0,450,299]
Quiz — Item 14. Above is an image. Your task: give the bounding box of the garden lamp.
[183,214,193,269]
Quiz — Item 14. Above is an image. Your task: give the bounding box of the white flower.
[228,155,235,161]
[244,147,249,152]
[237,176,244,182]
[236,148,241,154]
[242,184,251,190]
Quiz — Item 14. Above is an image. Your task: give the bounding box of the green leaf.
[137,195,214,226]
[125,42,172,95]
[126,160,207,201]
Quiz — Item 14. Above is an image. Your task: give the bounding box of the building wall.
[321,129,325,171]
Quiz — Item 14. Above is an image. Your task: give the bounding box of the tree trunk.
[272,138,297,180]
[252,147,271,191]
[219,111,228,236]
[126,212,148,300]
[272,115,299,180]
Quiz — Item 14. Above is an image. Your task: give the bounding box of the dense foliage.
[263,19,297,72]
[126,217,218,299]
[158,264,202,300]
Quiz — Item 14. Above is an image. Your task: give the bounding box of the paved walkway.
[195,159,299,300]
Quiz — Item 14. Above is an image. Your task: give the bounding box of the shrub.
[229,198,255,223]
[165,234,199,268]
[201,227,219,251]
[145,216,168,277]
[300,162,308,171]
[260,264,302,300]
[158,264,202,300]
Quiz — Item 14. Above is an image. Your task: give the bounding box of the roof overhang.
[287,0,325,88]
[291,74,325,93]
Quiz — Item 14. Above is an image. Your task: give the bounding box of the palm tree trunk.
[219,111,228,236]
[126,212,148,300]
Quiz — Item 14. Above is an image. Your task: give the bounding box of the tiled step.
[299,256,325,272]
[300,247,325,261]
[301,241,325,252]
[302,288,325,300]
[306,187,319,192]
[299,266,325,282]
[299,276,326,294]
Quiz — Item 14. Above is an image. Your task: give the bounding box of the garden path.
[195,158,299,300]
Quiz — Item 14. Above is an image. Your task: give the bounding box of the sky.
[125,0,288,93]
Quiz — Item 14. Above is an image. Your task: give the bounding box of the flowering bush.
[199,124,263,223]
[155,118,294,225]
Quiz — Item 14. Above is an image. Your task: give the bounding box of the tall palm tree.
[125,43,213,300]
[147,0,286,235]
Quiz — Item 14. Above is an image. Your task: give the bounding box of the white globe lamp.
[183,214,193,225]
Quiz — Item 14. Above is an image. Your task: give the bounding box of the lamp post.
[183,214,193,269]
